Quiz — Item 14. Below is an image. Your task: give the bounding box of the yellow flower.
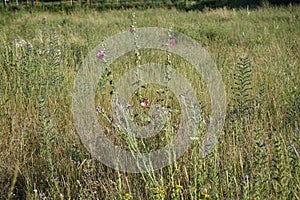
[123,193,131,200]
[157,188,165,195]
[200,193,210,199]
[175,184,183,190]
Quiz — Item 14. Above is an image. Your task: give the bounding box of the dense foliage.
[2,0,300,11]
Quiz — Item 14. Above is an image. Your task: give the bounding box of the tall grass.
[0,5,299,199]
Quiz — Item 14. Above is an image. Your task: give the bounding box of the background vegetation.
[2,0,300,11]
[0,4,299,200]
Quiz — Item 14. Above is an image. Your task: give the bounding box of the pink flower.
[170,38,176,47]
[140,98,150,107]
[97,50,105,60]
[130,26,134,33]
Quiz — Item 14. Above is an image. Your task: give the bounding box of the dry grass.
[0,5,299,200]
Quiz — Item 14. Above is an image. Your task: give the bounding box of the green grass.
[0,5,299,200]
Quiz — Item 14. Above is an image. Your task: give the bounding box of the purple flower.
[170,38,176,47]
[155,105,161,109]
[97,50,106,60]
[271,163,276,167]
[96,107,101,112]
[203,118,210,125]
[130,26,134,33]
[193,103,199,109]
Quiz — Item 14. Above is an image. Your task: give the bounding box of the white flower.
[190,137,199,141]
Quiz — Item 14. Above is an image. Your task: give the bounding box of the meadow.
[0,4,299,200]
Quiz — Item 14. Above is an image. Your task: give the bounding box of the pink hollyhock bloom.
[140,98,150,107]
[97,50,105,60]
[170,38,176,47]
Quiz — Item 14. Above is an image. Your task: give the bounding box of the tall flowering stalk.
[38,96,61,197]
[130,12,143,101]
[161,26,176,107]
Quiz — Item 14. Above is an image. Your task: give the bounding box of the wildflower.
[262,140,267,147]
[130,25,134,33]
[96,107,101,112]
[271,163,276,167]
[97,50,106,60]
[157,188,165,195]
[123,193,131,199]
[203,118,210,125]
[14,38,28,48]
[190,137,199,141]
[55,49,61,56]
[193,103,199,109]
[170,38,176,47]
[175,184,183,190]
[141,98,150,107]
[155,105,161,109]
[126,103,133,109]
[200,193,210,199]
